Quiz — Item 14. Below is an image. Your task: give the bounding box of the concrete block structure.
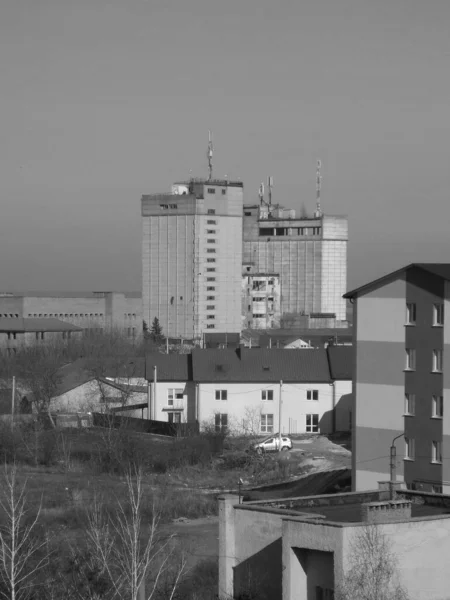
[219,488,450,600]
[241,272,281,329]
[141,178,243,340]
[345,264,450,493]
[0,317,82,353]
[243,203,348,328]
[0,292,141,338]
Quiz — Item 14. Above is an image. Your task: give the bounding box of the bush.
[175,558,218,600]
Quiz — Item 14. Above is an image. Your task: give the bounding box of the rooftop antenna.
[315,159,322,217]
[258,182,265,205]
[268,176,273,206]
[207,130,213,181]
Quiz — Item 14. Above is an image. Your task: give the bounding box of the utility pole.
[390,433,404,500]
[11,376,15,429]
[153,365,157,421]
[278,380,283,451]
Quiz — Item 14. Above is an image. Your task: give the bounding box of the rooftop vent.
[361,500,412,524]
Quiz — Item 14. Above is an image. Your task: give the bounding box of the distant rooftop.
[0,291,141,299]
[174,177,243,188]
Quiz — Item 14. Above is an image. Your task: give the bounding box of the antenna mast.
[268,176,273,206]
[258,182,265,205]
[207,130,213,181]
[315,159,322,217]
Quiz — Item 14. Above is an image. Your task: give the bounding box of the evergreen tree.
[149,317,164,343]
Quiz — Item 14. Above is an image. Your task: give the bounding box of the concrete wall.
[198,381,336,434]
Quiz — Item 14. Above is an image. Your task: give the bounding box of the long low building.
[145,346,353,434]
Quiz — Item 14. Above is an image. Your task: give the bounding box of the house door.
[168,412,182,424]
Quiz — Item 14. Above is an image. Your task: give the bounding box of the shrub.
[175,558,218,600]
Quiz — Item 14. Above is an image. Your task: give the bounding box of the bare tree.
[85,469,186,600]
[336,525,409,600]
[0,464,49,600]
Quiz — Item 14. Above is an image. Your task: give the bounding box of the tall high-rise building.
[242,202,348,328]
[141,178,243,340]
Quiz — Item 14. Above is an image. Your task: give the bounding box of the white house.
[145,347,353,434]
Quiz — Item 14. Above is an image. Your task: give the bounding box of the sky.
[1,0,450,292]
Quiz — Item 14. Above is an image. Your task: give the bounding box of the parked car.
[253,435,292,454]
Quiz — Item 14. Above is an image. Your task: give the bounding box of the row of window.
[214,413,320,433]
[405,394,443,417]
[215,389,320,401]
[405,349,443,372]
[207,188,226,195]
[27,312,104,318]
[6,331,72,341]
[259,227,321,237]
[406,303,444,326]
[1,314,19,318]
[252,296,275,302]
[159,204,178,209]
[405,438,442,463]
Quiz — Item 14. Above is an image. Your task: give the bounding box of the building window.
[405,349,416,371]
[253,297,265,302]
[207,287,215,291]
[404,393,415,416]
[207,258,216,263]
[406,303,416,325]
[252,314,265,319]
[405,437,415,460]
[206,305,215,310]
[433,303,444,326]
[312,227,321,235]
[261,390,274,401]
[432,441,442,464]
[206,230,216,234]
[207,268,216,273]
[206,324,215,329]
[207,188,216,194]
[307,390,319,401]
[168,388,183,407]
[159,204,169,209]
[207,220,217,225]
[432,395,443,418]
[260,414,274,433]
[207,209,216,214]
[206,315,215,320]
[206,296,215,300]
[207,249,216,253]
[306,414,319,433]
[169,204,178,209]
[207,239,216,244]
[432,349,443,373]
[207,277,216,281]
[215,390,227,401]
[215,413,228,432]
[221,189,226,195]
[168,412,182,424]
[7,332,17,341]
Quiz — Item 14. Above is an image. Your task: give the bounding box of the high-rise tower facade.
[142,178,243,340]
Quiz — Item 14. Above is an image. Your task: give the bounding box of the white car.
[253,435,293,454]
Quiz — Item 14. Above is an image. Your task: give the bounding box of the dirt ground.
[290,434,351,472]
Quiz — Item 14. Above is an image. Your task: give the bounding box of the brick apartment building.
[344,263,450,493]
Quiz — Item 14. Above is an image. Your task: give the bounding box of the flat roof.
[294,502,450,523]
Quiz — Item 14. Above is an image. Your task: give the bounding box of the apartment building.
[344,263,450,493]
[141,178,243,340]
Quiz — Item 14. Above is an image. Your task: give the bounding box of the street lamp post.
[390,433,404,500]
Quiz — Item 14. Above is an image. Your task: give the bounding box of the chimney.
[360,500,412,524]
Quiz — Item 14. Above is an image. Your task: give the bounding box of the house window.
[215,413,228,432]
[432,441,442,464]
[207,188,216,194]
[406,303,416,325]
[168,412,182,424]
[215,390,227,401]
[405,437,415,460]
[206,324,215,329]
[207,258,216,263]
[260,414,274,433]
[432,395,443,418]
[405,349,416,371]
[307,390,319,401]
[207,209,216,215]
[404,393,415,416]
[306,414,319,433]
[432,349,443,373]
[207,220,217,225]
[168,388,183,407]
[433,303,444,326]
[261,390,274,401]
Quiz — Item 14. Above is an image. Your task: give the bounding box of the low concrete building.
[0,317,82,352]
[219,488,450,600]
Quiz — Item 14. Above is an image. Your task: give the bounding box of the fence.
[92,412,200,437]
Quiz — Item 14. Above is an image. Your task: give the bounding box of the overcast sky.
[1,0,450,292]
